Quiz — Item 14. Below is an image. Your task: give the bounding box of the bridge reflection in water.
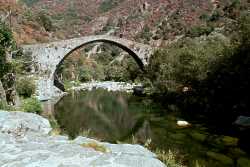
[53,89,153,142]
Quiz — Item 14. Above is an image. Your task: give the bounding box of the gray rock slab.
[0,111,166,167]
[0,110,51,135]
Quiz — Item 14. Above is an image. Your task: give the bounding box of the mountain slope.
[1,0,249,45]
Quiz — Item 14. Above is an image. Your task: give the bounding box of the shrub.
[146,33,229,93]
[79,68,93,82]
[155,149,185,167]
[186,25,214,38]
[16,77,36,98]
[20,0,39,7]
[209,10,220,22]
[99,0,122,13]
[37,12,54,32]
[137,25,153,43]
[0,100,15,111]
[22,97,42,114]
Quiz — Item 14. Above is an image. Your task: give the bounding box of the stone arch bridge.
[22,35,154,100]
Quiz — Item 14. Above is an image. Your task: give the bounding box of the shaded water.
[53,89,250,167]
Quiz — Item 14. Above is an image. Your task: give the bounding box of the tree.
[0,21,14,78]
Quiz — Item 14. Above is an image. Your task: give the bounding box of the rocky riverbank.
[70,81,142,93]
[0,110,165,167]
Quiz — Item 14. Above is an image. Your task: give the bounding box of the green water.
[54,89,250,167]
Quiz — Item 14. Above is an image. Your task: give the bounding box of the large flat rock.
[0,111,166,167]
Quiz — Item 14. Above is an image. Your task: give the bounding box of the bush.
[20,0,39,7]
[22,97,42,114]
[78,68,92,82]
[137,25,153,43]
[37,12,54,32]
[0,100,15,111]
[99,0,122,13]
[155,149,185,167]
[16,77,36,98]
[186,25,214,38]
[147,33,229,93]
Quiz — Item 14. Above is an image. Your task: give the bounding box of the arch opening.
[53,39,145,92]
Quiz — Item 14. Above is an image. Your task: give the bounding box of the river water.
[46,89,250,167]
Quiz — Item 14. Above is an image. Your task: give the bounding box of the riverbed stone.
[170,133,186,140]
[221,136,239,147]
[228,148,246,158]
[190,132,207,142]
[206,151,233,166]
[237,158,250,167]
[234,116,250,128]
[0,110,166,167]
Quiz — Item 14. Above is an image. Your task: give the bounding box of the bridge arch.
[55,37,145,73]
[53,37,146,91]
[22,35,153,100]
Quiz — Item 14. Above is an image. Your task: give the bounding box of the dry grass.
[81,141,111,153]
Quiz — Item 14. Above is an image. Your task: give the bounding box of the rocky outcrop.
[0,110,166,167]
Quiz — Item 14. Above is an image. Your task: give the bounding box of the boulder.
[190,132,207,142]
[206,151,233,166]
[177,120,191,128]
[0,111,166,167]
[221,136,239,147]
[133,86,145,96]
[237,158,250,167]
[234,116,250,128]
[0,110,51,135]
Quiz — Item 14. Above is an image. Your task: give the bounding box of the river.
[43,88,250,167]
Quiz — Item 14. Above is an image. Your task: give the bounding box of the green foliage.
[78,68,93,82]
[147,33,229,93]
[0,100,15,111]
[99,0,122,13]
[237,12,250,46]
[199,13,210,21]
[137,25,153,43]
[22,97,42,114]
[9,49,31,75]
[16,77,36,98]
[23,9,35,21]
[37,12,54,32]
[101,20,116,33]
[147,12,250,118]
[104,63,127,81]
[103,55,142,82]
[83,16,92,23]
[187,25,214,38]
[20,0,39,7]
[209,10,220,22]
[0,21,14,78]
[223,0,241,19]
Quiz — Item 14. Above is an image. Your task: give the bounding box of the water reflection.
[55,89,152,141]
[53,89,250,167]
